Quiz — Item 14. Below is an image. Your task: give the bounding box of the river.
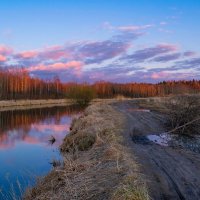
[0,105,82,199]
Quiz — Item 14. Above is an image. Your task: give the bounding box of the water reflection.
[0,106,82,149]
[0,105,82,199]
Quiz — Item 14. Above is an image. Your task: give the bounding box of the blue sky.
[0,0,200,82]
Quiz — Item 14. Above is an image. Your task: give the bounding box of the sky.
[0,0,200,83]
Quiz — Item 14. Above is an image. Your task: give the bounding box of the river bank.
[0,98,121,112]
[24,101,149,200]
[0,99,74,112]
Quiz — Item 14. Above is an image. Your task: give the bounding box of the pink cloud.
[0,54,7,62]
[44,45,62,51]
[150,71,193,81]
[17,51,38,59]
[151,71,169,79]
[29,61,83,72]
[14,45,72,62]
[0,45,13,55]
[40,46,71,60]
[157,43,178,51]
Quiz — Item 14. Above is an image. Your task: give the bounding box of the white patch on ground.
[147,133,172,146]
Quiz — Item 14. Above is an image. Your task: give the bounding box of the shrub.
[60,133,96,152]
[166,95,200,135]
[76,135,96,151]
[66,85,95,105]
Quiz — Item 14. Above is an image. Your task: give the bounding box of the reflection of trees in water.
[0,105,83,141]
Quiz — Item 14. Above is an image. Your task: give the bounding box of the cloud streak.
[103,22,154,32]
[79,40,131,64]
[29,61,83,72]
[122,44,178,63]
[152,53,181,62]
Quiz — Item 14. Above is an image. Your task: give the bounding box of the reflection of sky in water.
[0,106,80,199]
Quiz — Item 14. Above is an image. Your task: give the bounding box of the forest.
[0,68,200,100]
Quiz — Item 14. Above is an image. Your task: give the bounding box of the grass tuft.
[113,175,150,200]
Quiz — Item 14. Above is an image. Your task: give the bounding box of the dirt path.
[113,101,200,200]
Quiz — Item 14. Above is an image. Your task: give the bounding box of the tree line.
[0,68,199,100]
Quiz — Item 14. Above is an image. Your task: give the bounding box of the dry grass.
[112,175,150,200]
[165,95,200,135]
[0,99,73,112]
[24,102,149,200]
[136,97,170,113]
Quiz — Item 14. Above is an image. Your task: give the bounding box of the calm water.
[0,105,82,199]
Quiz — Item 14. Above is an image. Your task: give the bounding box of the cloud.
[39,45,72,60]
[29,61,83,72]
[174,57,200,70]
[183,51,196,57]
[15,51,38,59]
[14,30,141,68]
[117,24,154,32]
[0,45,13,55]
[14,46,72,64]
[0,54,7,62]
[152,53,181,62]
[102,22,154,32]
[112,31,143,43]
[147,71,196,81]
[79,40,131,64]
[0,22,152,81]
[151,71,170,79]
[122,43,178,63]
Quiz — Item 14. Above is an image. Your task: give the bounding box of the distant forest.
[0,68,199,100]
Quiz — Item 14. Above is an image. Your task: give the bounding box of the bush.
[166,95,200,135]
[76,135,96,151]
[61,133,96,152]
[66,85,95,105]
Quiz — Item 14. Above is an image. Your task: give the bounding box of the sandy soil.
[113,100,200,200]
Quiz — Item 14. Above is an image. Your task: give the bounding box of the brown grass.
[165,95,200,135]
[136,97,170,113]
[24,102,149,200]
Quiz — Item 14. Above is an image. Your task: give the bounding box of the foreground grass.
[24,102,149,200]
